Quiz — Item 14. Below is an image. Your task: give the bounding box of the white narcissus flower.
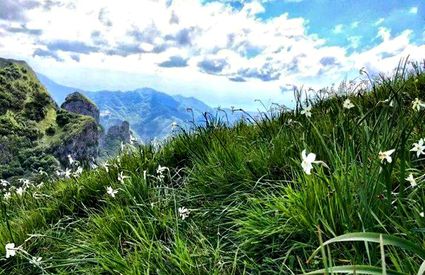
[0,179,9,187]
[29,256,42,266]
[410,138,425,158]
[4,192,11,200]
[343,99,355,109]
[378,149,395,164]
[301,150,328,175]
[74,166,83,177]
[102,162,110,172]
[118,171,129,184]
[406,173,417,188]
[5,243,16,258]
[178,207,190,220]
[106,186,118,198]
[412,98,425,111]
[64,168,72,179]
[300,106,312,118]
[16,187,24,196]
[68,154,74,165]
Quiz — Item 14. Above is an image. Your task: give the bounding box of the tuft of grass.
[1,60,425,274]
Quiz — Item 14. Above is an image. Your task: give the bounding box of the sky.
[0,0,424,110]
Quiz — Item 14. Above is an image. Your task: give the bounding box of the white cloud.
[332,24,344,34]
[0,0,423,110]
[409,7,418,14]
[374,18,384,26]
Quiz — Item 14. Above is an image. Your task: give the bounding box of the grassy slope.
[1,63,425,274]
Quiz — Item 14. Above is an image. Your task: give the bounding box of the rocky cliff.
[0,58,99,180]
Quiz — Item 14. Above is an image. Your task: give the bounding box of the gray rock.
[61,92,100,123]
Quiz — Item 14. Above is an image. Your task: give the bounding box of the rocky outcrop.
[51,118,99,165]
[61,92,100,123]
[105,121,131,144]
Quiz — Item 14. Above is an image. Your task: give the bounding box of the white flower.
[55,170,63,177]
[64,168,72,179]
[73,166,83,177]
[410,138,425,158]
[106,186,118,198]
[343,99,355,109]
[301,150,327,175]
[300,106,312,118]
[378,149,395,164]
[120,141,125,152]
[68,154,75,165]
[4,192,11,200]
[0,179,9,187]
[178,207,190,220]
[18,179,30,187]
[171,122,178,130]
[16,187,24,196]
[420,212,424,218]
[412,98,425,111]
[406,173,417,188]
[156,165,168,180]
[29,256,42,266]
[5,243,16,258]
[102,162,110,173]
[118,171,129,184]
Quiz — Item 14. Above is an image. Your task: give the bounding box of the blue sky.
[0,0,424,109]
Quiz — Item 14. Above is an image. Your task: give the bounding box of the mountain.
[0,58,99,180]
[37,73,81,104]
[37,74,250,142]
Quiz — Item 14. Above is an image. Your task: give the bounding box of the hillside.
[37,74,251,142]
[1,62,425,274]
[0,58,99,181]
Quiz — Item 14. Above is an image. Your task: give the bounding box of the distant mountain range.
[37,73,250,142]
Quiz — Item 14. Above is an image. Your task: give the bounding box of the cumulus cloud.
[158,56,188,67]
[0,0,423,109]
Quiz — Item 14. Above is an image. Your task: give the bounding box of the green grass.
[1,60,425,274]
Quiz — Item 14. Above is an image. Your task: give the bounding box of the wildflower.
[102,162,110,173]
[4,192,11,200]
[29,256,42,266]
[16,187,24,196]
[406,173,417,188]
[301,149,327,175]
[412,98,425,111]
[378,149,395,164]
[156,165,168,180]
[68,154,75,165]
[410,138,425,158]
[0,179,9,187]
[300,106,312,118]
[118,171,129,184]
[420,212,424,218]
[106,186,118,198]
[5,243,16,258]
[55,170,63,177]
[74,166,83,177]
[178,207,190,220]
[19,179,30,187]
[64,168,72,179]
[343,99,355,109]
